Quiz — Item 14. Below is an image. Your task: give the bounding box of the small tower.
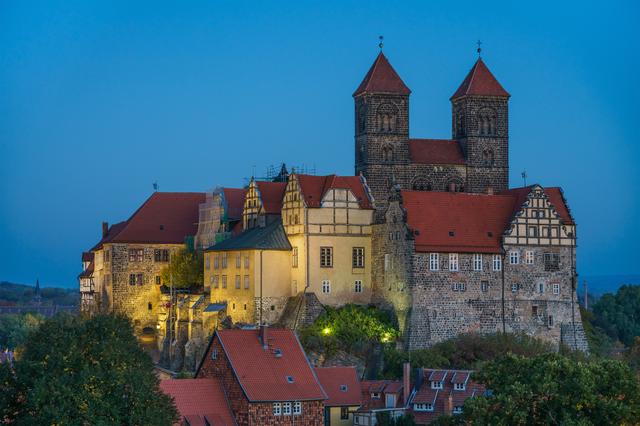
[354,51,411,207]
[33,278,42,306]
[451,57,510,193]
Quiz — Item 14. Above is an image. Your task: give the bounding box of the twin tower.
[353,52,511,209]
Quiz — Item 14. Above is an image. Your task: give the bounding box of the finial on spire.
[476,40,482,57]
[378,35,384,51]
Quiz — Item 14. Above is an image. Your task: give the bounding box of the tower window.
[412,178,432,191]
[377,103,398,133]
[482,149,495,167]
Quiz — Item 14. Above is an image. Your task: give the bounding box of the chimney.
[446,393,453,414]
[403,362,411,407]
[259,325,268,350]
[487,187,494,195]
[102,221,109,238]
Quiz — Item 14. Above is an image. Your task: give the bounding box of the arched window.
[412,178,432,191]
[381,144,394,162]
[377,103,398,133]
[358,105,367,133]
[455,108,465,137]
[477,108,497,136]
[482,149,495,167]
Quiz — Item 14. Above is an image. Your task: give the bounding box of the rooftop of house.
[206,328,327,402]
[255,181,287,214]
[314,366,362,407]
[159,378,236,426]
[205,220,291,252]
[222,188,248,220]
[357,380,405,413]
[295,174,373,209]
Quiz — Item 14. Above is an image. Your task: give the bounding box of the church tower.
[354,52,411,208]
[451,58,510,192]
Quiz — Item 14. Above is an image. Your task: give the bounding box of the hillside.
[0,281,78,306]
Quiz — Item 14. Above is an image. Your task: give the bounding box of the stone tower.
[451,58,510,192]
[354,52,411,207]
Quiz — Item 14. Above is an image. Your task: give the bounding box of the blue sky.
[1,0,638,288]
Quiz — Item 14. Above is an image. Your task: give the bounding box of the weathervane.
[521,170,528,187]
[477,40,482,57]
[378,35,384,50]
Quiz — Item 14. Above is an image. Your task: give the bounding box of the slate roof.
[256,181,287,214]
[205,220,291,252]
[296,174,373,209]
[408,139,466,165]
[354,52,411,96]
[451,58,510,99]
[160,378,236,426]
[315,367,362,407]
[213,328,327,402]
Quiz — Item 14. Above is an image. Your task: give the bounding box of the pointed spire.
[451,58,509,99]
[354,52,411,97]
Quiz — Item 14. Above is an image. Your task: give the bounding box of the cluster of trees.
[591,285,640,347]
[0,313,44,350]
[160,247,204,290]
[1,313,178,425]
[0,281,78,306]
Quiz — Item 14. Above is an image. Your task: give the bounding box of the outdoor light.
[322,327,331,336]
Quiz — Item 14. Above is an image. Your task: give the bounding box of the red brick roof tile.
[90,221,128,251]
[216,328,326,402]
[408,139,466,165]
[296,174,373,209]
[451,58,509,99]
[315,367,362,407]
[223,188,248,220]
[354,52,411,96]
[358,380,404,412]
[160,378,235,426]
[499,186,574,225]
[256,181,287,215]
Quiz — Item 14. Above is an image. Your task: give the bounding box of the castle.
[79,50,588,354]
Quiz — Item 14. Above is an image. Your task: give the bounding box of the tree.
[592,285,640,347]
[376,412,417,425]
[455,353,640,425]
[160,246,204,289]
[4,313,178,425]
[0,312,44,350]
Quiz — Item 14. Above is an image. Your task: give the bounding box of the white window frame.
[493,255,502,271]
[553,283,560,295]
[293,401,301,415]
[449,253,459,271]
[320,247,333,268]
[384,254,390,271]
[273,402,281,416]
[429,253,440,271]
[322,280,331,294]
[282,402,292,415]
[481,281,489,292]
[511,283,518,293]
[352,247,365,268]
[354,280,362,293]
[525,250,534,265]
[473,254,483,271]
[453,406,463,414]
[454,383,466,391]
[509,251,520,265]
[431,381,443,390]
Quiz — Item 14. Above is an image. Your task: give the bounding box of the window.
[429,253,439,271]
[235,275,241,289]
[292,247,298,268]
[244,255,250,268]
[372,392,381,399]
[493,255,502,271]
[293,401,302,415]
[509,251,520,264]
[352,247,365,268]
[414,403,434,412]
[528,226,539,237]
[205,256,210,270]
[154,249,169,262]
[129,273,143,286]
[473,254,483,271]
[453,406,463,414]
[340,384,348,392]
[553,283,560,295]
[431,381,443,390]
[548,315,554,326]
[454,383,466,391]
[103,250,110,263]
[155,275,161,285]
[222,275,227,289]
[532,305,539,317]
[384,254,390,271]
[222,253,228,268]
[235,253,241,268]
[538,282,545,293]
[511,283,519,293]
[544,253,560,271]
[148,302,152,311]
[282,402,292,415]
[129,248,143,262]
[212,275,219,288]
[244,275,250,289]
[453,283,466,292]
[340,407,349,420]
[322,280,331,294]
[320,247,333,267]
[214,255,220,269]
[481,281,489,292]
[273,402,281,416]
[449,253,459,271]
[354,280,362,293]
[525,251,534,265]
[211,349,217,360]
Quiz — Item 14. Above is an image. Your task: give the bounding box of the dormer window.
[211,349,217,360]
[454,382,466,391]
[431,381,443,390]
[371,392,381,399]
[286,376,294,383]
[453,406,463,414]
[414,403,434,412]
[340,384,348,392]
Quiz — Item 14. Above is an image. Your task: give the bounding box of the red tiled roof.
[216,328,326,402]
[90,221,127,251]
[354,52,411,96]
[499,186,574,225]
[296,174,373,210]
[408,139,466,165]
[160,378,235,426]
[78,260,94,278]
[358,380,404,412]
[256,181,286,214]
[223,188,248,220]
[428,370,449,382]
[452,58,510,99]
[402,191,516,253]
[110,192,205,244]
[81,252,94,262]
[315,367,362,407]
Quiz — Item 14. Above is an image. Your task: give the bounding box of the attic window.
[487,231,493,237]
[448,231,455,237]
[274,348,282,358]
[286,376,294,383]
[340,384,348,392]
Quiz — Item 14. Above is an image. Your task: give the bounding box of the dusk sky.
[1,0,638,288]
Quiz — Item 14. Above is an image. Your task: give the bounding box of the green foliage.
[0,313,45,349]
[382,332,554,378]
[625,337,640,374]
[592,285,640,347]
[300,304,399,357]
[160,246,204,289]
[375,412,417,425]
[455,353,640,425]
[0,281,78,306]
[3,313,178,425]
[580,307,617,357]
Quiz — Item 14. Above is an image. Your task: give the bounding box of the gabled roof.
[296,174,373,209]
[315,367,362,407]
[81,252,94,262]
[358,380,405,412]
[90,221,128,251]
[402,191,516,253]
[205,220,291,252]
[222,188,248,220]
[408,139,466,165]
[451,58,510,99]
[213,328,326,402]
[255,181,287,214]
[354,52,411,96]
[78,261,94,278]
[160,378,236,426]
[499,185,575,225]
[106,192,205,245]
